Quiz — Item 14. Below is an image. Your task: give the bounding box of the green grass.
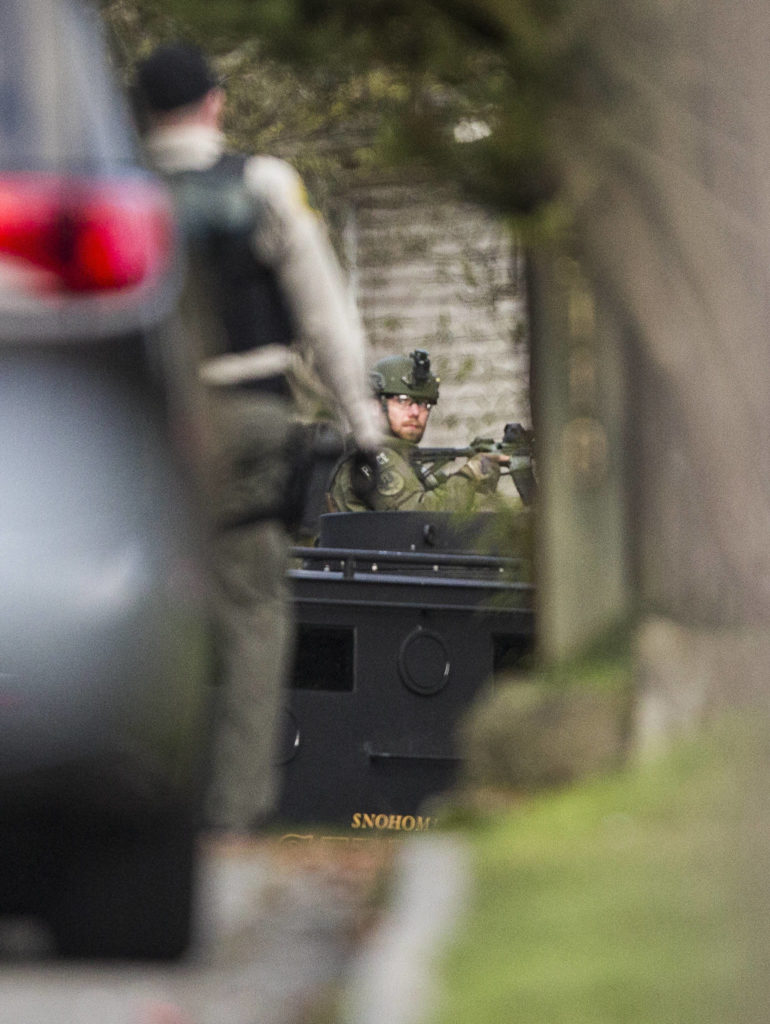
[430,720,765,1024]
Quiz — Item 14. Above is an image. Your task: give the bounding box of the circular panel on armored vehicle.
[275,707,301,764]
[398,628,450,695]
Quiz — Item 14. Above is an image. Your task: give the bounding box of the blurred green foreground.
[431,718,769,1024]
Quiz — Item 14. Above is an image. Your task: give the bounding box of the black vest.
[167,152,295,396]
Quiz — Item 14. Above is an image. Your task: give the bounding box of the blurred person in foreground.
[134,42,379,835]
[327,349,510,512]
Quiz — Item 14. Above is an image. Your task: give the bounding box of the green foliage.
[100,0,676,245]
[432,719,758,1024]
[100,0,618,230]
[100,0,419,222]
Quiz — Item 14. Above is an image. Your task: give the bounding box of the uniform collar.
[384,435,419,453]
[143,123,226,173]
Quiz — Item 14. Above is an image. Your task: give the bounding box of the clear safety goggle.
[389,394,433,411]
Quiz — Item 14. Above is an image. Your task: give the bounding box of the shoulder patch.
[378,467,406,497]
[245,155,316,216]
[292,177,316,214]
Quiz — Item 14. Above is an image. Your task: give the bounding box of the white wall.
[344,184,531,448]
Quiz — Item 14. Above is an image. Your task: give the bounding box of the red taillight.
[0,173,175,293]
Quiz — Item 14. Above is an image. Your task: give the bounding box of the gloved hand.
[350,448,380,501]
[459,452,509,493]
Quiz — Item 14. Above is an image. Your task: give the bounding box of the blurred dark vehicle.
[0,0,216,958]
[277,511,534,830]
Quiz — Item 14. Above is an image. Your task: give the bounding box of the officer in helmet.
[327,349,509,512]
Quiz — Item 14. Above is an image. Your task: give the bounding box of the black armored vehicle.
[277,509,535,834]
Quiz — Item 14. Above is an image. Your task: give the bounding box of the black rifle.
[411,422,537,505]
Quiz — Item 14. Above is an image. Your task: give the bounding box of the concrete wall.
[342,183,531,448]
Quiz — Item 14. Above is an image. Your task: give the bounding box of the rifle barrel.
[413,447,476,462]
[414,446,531,462]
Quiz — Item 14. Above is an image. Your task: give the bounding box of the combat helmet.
[369,349,440,405]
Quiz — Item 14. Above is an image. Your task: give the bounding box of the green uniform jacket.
[327,437,480,513]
